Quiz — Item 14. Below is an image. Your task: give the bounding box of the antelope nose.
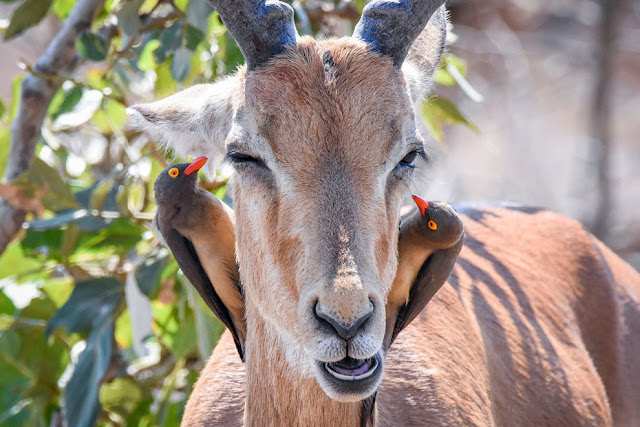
[314,301,374,341]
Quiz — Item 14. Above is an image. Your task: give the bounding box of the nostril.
[314,301,374,341]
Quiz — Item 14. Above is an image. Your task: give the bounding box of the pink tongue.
[332,360,371,376]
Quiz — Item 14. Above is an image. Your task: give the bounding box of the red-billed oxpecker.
[387,196,464,346]
[153,157,245,360]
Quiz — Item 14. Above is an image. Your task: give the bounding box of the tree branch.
[0,0,105,254]
[589,0,624,238]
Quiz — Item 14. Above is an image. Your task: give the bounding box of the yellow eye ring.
[428,220,438,230]
[168,168,179,178]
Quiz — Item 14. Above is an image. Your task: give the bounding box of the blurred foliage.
[0,0,479,426]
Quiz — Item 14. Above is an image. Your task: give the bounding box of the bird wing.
[157,215,245,361]
[390,238,463,345]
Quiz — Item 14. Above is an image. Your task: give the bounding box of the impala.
[128,0,640,425]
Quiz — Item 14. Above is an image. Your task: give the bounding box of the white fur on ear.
[127,75,242,174]
[402,6,448,104]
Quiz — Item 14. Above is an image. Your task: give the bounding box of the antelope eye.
[397,151,418,168]
[226,151,267,169]
[168,168,179,178]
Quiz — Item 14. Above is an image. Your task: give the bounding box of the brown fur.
[226,39,419,397]
[130,23,639,426]
[184,207,640,426]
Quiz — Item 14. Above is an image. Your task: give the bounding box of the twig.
[106,9,184,75]
[22,64,125,103]
[589,0,624,238]
[302,0,360,22]
[0,0,106,255]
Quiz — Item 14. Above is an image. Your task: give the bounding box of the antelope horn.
[353,0,446,67]
[205,0,299,71]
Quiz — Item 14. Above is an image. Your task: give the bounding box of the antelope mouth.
[324,356,379,381]
[315,352,384,400]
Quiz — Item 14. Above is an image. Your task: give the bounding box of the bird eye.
[168,168,179,178]
[428,220,438,230]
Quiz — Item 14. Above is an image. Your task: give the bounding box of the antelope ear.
[384,203,463,347]
[127,75,241,171]
[402,6,448,104]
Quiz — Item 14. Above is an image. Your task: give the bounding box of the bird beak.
[184,157,208,175]
[412,195,429,216]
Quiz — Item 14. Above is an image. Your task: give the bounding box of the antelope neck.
[243,303,363,426]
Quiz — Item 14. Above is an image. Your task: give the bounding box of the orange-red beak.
[412,195,429,216]
[184,156,208,175]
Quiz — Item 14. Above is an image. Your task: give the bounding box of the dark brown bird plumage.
[386,196,464,346]
[153,157,245,360]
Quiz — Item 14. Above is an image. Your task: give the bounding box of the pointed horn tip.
[184,157,208,175]
[411,195,429,216]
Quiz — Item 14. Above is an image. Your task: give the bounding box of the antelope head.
[129,0,447,403]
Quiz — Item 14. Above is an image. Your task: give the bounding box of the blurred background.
[0,0,638,425]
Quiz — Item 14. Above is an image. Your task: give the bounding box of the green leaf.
[26,210,84,231]
[442,54,467,77]
[427,96,478,132]
[92,98,128,134]
[76,31,108,61]
[50,86,83,120]
[0,296,69,419]
[220,33,244,74]
[138,39,160,71]
[0,126,9,178]
[435,54,468,87]
[153,21,182,64]
[3,0,53,41]
[100,377,148,419]
[21,227,63,259]
[60,224,81,258]
[0,97,5,119]
[0,242,43,279]
[170,309,197,359]
[90,179,113,210]
[25,209,114,234]
[185,25,204,51]
[53,0,75,20]
[0,290,17,315]
[417,101,443,142]
[140,0,158,14]
[114,308,132,348]
[51,89,103,131]
[74,184,101,209]
[434,68,456,87]
[103,0,119,14]
[62,315,114,427]
[135,254,169,296]
[154,60,177,98]
[10,75,23,121]
[117,0,143,39]
[41,277,74,308]
[186,0,212,34]
[170,48,191,82]
[173,0,188,12]
[354,0,366,13]
[75,219,144,254]
[0,332,31,427]
[11,157,78,212]
[180,274,224,360]
[45,277,123,337]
